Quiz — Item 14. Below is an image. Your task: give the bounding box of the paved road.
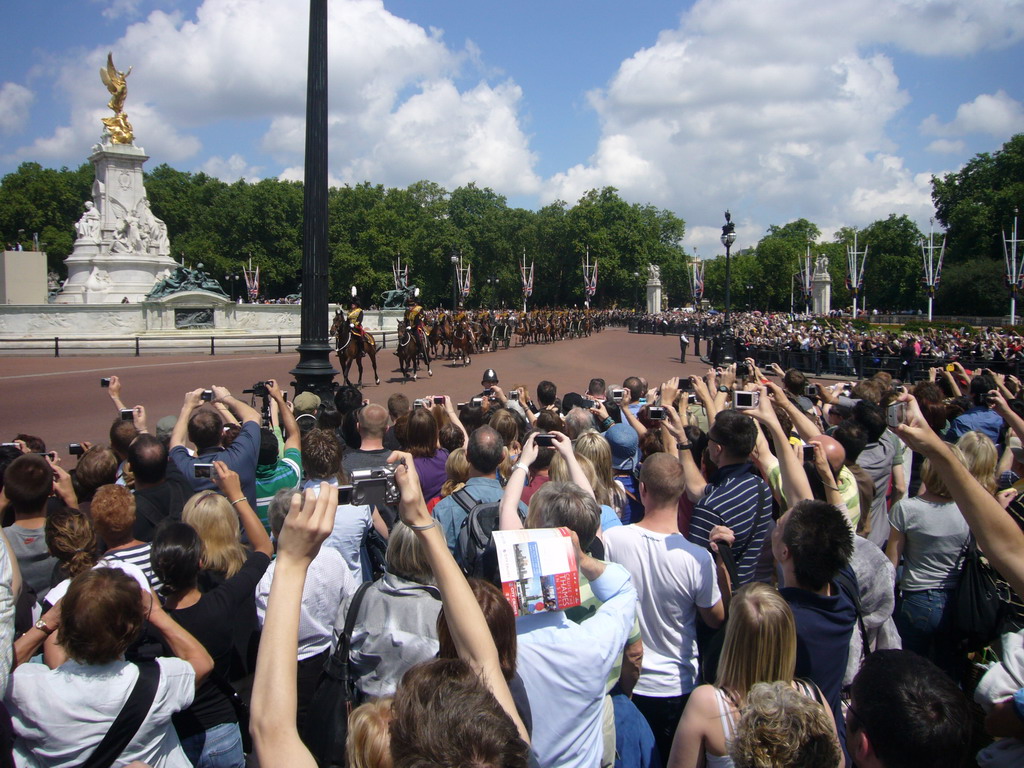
[1,327,711,462]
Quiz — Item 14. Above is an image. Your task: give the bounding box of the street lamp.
[746,284,753,310]
[451,252,459,311]
[224,273,240,302]
[717,210,738,364]
[486,273,499,306]
[633,271,639,308]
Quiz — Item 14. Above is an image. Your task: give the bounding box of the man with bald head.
[432,425,527,561]
[343,403,392,473]
[807,433,862,531]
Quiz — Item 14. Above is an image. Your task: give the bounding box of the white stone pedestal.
[646,279,663,313]
[812,273,832,315]
[0,251,48,304]
[56,141,179,304]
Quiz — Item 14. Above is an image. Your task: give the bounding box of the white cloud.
[0,83,34,135]
[99,0,144,20]
[198,153,263,183]
[540,0,1015,252]
[926,138,966,154]
[15,0,539,195]
[921,91,1024,137]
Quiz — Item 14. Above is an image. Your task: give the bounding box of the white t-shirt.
[604,524,721,697]
[7,656,195,768]
[43,559,152,607]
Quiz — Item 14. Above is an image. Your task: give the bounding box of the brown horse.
[450,317,473,366]
[331,311,380,386]
[394,321,431,380]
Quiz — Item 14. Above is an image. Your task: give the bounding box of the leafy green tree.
[856,214,924,313]
[0,162,92,272]
[931,134,1024,314]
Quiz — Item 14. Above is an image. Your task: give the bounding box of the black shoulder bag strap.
[451,486,479,516]
[329,580,375,681]
[80,660,161,768]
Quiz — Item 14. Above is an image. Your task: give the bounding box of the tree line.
[1,134,1021,314]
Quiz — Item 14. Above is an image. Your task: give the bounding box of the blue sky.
[2,0,1023,253]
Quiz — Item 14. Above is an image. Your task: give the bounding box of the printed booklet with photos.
[493,527,581,617]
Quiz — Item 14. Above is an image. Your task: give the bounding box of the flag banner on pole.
[243,265,259,301]
[521,260,534,298]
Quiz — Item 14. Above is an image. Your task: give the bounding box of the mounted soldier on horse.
[331,298,380,386]
[395,294,432,379]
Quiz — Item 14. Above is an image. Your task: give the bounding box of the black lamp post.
[289,0,339,398]
[633,271,639,308]
[717,210,738,364]
[224,273,240,302]
[745,283,753,310]
[451,253,459,311]
[486,273,499,306]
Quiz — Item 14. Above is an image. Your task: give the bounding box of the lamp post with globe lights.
[716,211,738,364]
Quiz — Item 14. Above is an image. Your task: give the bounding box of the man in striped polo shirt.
[680,409,773,586]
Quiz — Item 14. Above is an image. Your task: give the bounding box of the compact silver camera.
[348,462,402,507]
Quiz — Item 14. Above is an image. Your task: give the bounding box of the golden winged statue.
[99,52,134,144]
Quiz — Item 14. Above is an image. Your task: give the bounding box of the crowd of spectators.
[626,309,1024,380]
[7,345,1024,768]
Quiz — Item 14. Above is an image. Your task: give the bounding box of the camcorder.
[346,461,403,508]
[243,381,270,398]
[242,382,273,427]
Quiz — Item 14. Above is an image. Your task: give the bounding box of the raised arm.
[267,379,301,452]
[662,403,707,503]
[442,395,469,448]
[749,386,813,505]
[499,434,536,532]
[106,374,127,412]
[766,381,821,440]
[170,389,205,450]
[251,484,337,768]
[212,385,261,425]
[213,461,273,557]
[896,394,1024,596]
[389,451,530,744]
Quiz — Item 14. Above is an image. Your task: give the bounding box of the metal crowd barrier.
[0,330,401,358]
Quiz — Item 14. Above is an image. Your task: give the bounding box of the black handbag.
[301,581,374,767]
[953,535,1004,653]
[209,672,252,754]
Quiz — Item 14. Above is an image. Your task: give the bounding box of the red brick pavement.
[1,328,714,462]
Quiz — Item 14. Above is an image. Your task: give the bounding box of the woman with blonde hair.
[956,430,998,496]
[347,698,394,768]
[667,583,836,768]
[182,491,248,579]
[886,445,970,679]
[573,430,626,514]
[549,452,621,533]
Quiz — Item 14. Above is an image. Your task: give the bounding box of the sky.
[2,0,1023,254]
